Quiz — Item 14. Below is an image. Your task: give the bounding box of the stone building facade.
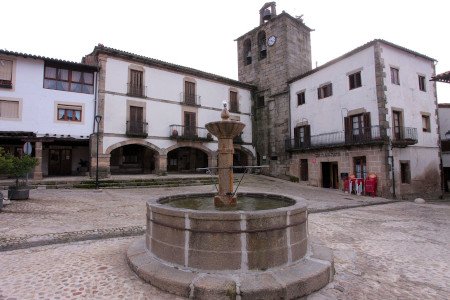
[286,40,441,199]
[236,2,312,177]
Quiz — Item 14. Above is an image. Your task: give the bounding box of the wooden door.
[130,106,143,134]
[184,112,196,137]
[60,149,72,175]
[393,111,401,140]
[48,149,71,176]
[129,70,143,96]
[300,159,308,181]
[184,81,196,105]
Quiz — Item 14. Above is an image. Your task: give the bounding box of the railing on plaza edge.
[169,125,213,141]
[286,126,418,151]
[196,165,269,197]
[126,121,148,138]
[127,83,147,98]
[180,92,201,106]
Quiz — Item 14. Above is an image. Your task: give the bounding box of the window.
[0,59,13,88]
[184,81,196,105]
[229,91,239,112]
[0,100,19,118]
[400,161,411,184]
[390,67,400,85]
[318,83,332,99]
[294,125,311,148]
[258,31,267,60]
[344,112,371,143]
[393,111,403,140]
[354,156,367,179]
[422,114,431,132]
[418,75,426,92]
[44,65,94,94]
[297,91,305,106]
[349,71,362,90]
[257,96,265,108]
[243,39,252,65]
[57,105,82,122]
[128,69,144,97]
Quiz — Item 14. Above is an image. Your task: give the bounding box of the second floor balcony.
[180,92,201,106]
[126,121,148,138]
[391,126,418,147]
[286,125,388,151]
[170,125,213,142]
[127,83,147,98]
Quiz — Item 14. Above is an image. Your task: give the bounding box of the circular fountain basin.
[127,192,334,299]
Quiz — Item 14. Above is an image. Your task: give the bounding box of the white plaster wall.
[289,46,378,135]
[381,44,438,147]
[438,106,450,139]
[103,57,254,155]
[0,55,95,137]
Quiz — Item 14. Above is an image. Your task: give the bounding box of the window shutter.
[329,84,333,96]
[0,60,13,81]
[363,112,372,139]
[304,125,311,148]
[344,116,351,143]
[317,88,321,99]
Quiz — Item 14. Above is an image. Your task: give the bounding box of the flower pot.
[8,186,30,200]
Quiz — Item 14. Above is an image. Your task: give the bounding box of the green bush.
[289,175,299,183]
[0,147,38,188]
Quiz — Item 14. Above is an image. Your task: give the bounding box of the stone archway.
[166,146,210,173]
[233,146,255,173]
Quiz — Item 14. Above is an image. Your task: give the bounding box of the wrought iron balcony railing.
[126,121,148,138]
[127,83,147,98]
[286,126,388,151]
[391,126,418,147]
[170,125,213,141]
[180,93,201,106]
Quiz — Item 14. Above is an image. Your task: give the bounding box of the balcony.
[127,83,147,98]
[391,127,418,147]
[286,126,387,151]
[180,93,201,106]
[126,121,148,138]
[170,125,213,142]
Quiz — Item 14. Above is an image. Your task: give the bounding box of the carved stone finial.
[221,101,230,120]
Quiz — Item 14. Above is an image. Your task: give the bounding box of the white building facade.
[287,40,441,199]
[0,50,98,178]
[438,103,450,191]
[83,45,255,176]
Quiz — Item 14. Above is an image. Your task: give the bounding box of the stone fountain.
[127,103,334,299]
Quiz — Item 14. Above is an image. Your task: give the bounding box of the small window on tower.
[258,31,267,60]
[243,39,252,66]
[297,91,305,106]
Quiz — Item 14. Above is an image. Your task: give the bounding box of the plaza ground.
[0,175,449,299]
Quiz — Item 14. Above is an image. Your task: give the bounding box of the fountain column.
[205,103,245,207]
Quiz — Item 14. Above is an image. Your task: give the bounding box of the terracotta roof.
[0,49,98,71]
[88,45,256,90]
[288,39,436,83]
[432,71,450,83]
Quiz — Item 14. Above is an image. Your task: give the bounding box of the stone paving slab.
[0,202,448,299]
[0,175,395,251]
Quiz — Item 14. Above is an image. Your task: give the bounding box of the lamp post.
[95,115,102,190]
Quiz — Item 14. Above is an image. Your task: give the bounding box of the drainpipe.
[92,71,99,134]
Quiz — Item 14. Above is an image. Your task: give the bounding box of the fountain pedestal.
[205,105,245,207]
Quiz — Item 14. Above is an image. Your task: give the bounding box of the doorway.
[322,162,339,189]
[49,149,72,176]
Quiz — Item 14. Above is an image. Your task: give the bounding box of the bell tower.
[236,2,313,177]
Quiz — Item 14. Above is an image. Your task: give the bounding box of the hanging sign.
[23,142,32,155]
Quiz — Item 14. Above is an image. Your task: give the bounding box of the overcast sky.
[3,0,450,103]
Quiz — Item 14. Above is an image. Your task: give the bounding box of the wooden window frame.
[418,75,426,92]
[44,65,94,94]
[390,67,400,85]
[57,105,82,122]
[0,58,13,89]
[353,156,367,179]
[349,71,362,90]
[421,114,431,132]
[229,90,239,113]
[318,83,332,99]
[0,99,20,119]
[297,91,306,106]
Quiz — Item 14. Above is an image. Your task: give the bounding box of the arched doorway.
[233,148,249,173]
[110,144,156,174]
[167,147,208,173]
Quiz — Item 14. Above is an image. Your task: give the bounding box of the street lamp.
[95,115,102,189]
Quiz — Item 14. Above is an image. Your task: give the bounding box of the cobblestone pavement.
[0,202,448,299]
[308,202,450,300]
[0,175,394,250]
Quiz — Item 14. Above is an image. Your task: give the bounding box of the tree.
[0,148,38,188]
